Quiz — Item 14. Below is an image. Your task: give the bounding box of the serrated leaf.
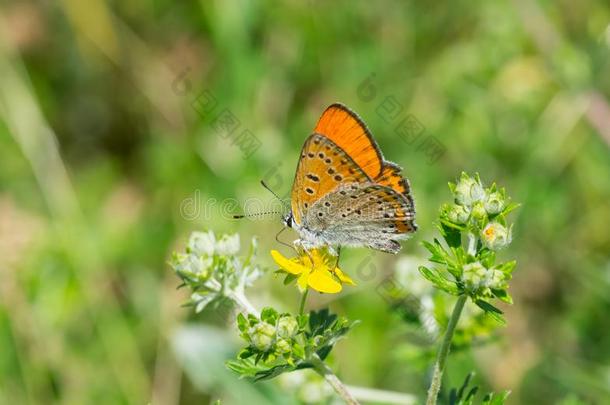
[260,307,278,324]
[225,359,262,378]
[418,266,460,295]
[422,239,455,267]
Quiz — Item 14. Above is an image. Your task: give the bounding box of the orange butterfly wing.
[291,134,370,224]
[314,104,383,179]
[314,103,413,197]
[291,103,416,234]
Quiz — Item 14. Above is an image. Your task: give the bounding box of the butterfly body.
[286,104,417,254]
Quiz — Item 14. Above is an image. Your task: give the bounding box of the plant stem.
[299,288,309,315]
[230,290,259,317]
[310,354,360,405]
[467,232,477,256]
[425,294,467,405]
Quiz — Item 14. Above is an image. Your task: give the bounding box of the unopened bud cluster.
[444,173,514,251]
[170,230,261,313]
[238,308,303,361]
[419,173,518,321]
[462,262,507,295]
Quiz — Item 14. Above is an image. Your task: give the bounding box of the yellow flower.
[270,248,355,294]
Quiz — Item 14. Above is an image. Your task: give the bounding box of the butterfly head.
[282,212,294,228]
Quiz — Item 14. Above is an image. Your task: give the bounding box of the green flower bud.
[462,262,488,292]
[454,175,485,206]
[275,338,291,354]
[248,322,276,351]
[481,222,512,250]
[276,316,299,338]
[484,192,504,215]
[447,204,470,224]
[188,231,216,256]
[312,335,324,346]
[483,269,505,289]
[471,201,487,221]
[216,234,240,256]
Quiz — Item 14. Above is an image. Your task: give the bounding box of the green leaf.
[475,299,502,314]
[501,202,520,217]
[475,300,506,325]
[419,266,460,295]
[237,313,248,332]
[283,273,297,285]
[308,308,337,337]
[260,307,278,324]
[478,249,496,269]
[422,239,455,267]
[238,347,255,359]
[226,358,265,378]
[292,343,305,359]
[253,364,296,381]
[496,260,516,275]
[457,372,475,399]
[491,289,513,304]
[482,390,511,404]
[439,220,463,248]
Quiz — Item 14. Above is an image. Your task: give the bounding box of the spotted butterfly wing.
[304,182,416,253]
[289,103,417,253]
[313,104,414,198]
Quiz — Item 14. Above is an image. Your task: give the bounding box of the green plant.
[420,173,518,405]
[169,172,518,404]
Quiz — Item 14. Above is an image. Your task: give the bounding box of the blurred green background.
[1,1,610,404]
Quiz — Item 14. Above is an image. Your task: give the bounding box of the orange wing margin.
[314,104,383,179]
[375,163,411,195]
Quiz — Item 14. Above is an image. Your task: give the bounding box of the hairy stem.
[230,290,259,317]
[467,232,477,256]
[310,354,360,405]
[426,294,467,405]
[299,289,309,315]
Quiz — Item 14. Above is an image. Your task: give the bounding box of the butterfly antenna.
[274,226,296,251]
[232,210,282,220]
[260,180,290,210]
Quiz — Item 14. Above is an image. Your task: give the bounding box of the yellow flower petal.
[308,267,342,293]
[333,267,355,286]
[271,250,305,275]
[297,267,311,290]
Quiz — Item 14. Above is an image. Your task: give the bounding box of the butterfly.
[283,103,417,254]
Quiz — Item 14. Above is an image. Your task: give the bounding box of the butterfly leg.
[334,246,341,268]
[294,239,316,270]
